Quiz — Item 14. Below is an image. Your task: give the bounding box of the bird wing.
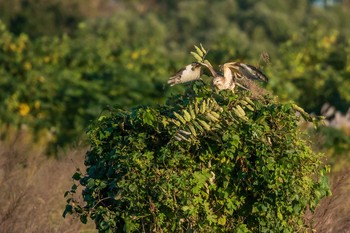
[221,63,233,79]
[167,62,202,86]
[225,62,268,82]
[199,61,219,78]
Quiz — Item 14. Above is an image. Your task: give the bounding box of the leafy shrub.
[64,84,330,232]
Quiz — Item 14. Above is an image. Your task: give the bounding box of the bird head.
[213,76,225,89]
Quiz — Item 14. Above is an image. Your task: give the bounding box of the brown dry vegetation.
[0,129,96,233]
[0,129,350,233]
[307,164,350,233]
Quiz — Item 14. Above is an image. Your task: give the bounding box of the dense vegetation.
[1,0,349,152]
[64,84,330,232]
[1,1,349,232]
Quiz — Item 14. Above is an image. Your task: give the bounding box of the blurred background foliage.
[0,0,350,154]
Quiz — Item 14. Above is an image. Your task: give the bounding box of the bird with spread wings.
[167,45,268,91]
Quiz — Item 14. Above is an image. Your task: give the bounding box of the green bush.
[64,84,330,232]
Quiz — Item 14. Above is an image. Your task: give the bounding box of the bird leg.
[235,82,249,91]
[232,72,248,91]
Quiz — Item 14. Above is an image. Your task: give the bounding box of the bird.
[167,60,268,91]
[223,62,269,90]
[201,61,235,90]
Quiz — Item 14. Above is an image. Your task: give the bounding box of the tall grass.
[0,128,96,233]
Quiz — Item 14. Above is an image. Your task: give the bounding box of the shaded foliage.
[268,23,350,114]
[0,18,169,153]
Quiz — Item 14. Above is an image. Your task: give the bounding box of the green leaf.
[174,111,187,124]
[63,204,73,218]
[218,216,226,225]
[194,45,204,57]
[190,51,203,62]
[142,109,155,126]
[80,214,88,224]
[200,43,207,55]
[64,191,69,197]
[72,172,81,181]
[277,210,283,220]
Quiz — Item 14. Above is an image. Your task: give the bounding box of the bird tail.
[244,64,269,82]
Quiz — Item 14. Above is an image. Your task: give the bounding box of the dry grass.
[0,129,96,233]
[305,158,350,233]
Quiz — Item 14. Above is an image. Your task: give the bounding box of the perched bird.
[167,60,268,91]
[201,61,235,90]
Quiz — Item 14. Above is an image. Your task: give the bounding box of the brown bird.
[201,61,236,90]
[222,62,268,90]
